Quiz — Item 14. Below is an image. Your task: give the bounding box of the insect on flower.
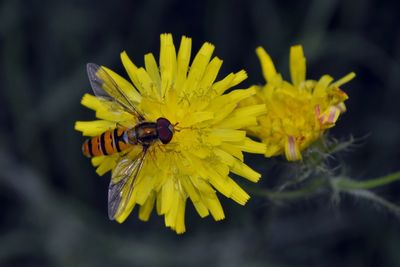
[75,34,267,233]
[83,63,175,220]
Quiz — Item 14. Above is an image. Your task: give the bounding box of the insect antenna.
[173,122,193,132]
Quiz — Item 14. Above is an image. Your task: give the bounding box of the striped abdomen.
[82,128,131,158]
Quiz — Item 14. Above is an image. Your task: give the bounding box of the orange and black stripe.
[82,129,130,158]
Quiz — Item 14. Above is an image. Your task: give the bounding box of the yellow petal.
[320,105,341,126]
[115,203,136,223]
[202,193,225,221]
[180,175,200,202]
[235,138,266,154]
[212,73,236,95]
[139,191,156,221]
[290,45,306,86]
[91,155,105,167]
[192,200,209,218]
[184,42,214,95]
[102,66,142,103]
[120,51,143,94]
[231,70,248,88]
[175,196,186,234]
[331,72,356,88]
[215,115,257,129]
[164,190,179,227]
[219,143,244,161]
[231,104,266,119]
[159,33,177,97]
[160,178,175,215]
[229,178,250,205]
[175,36,192,90]
[135,67,159,98]
[144,53,161,87]
[199,57,223,93]
[336,102,347,113]
[210,129,246,142]
[284,136,302,161]
[181,111,214,127]
[256,46,277,83]
[134,173,157,206]
[95,156,117,175]
[313,75,333,98]
[80,93,104,111]
[74,120,115,136]
[231,160,261,182]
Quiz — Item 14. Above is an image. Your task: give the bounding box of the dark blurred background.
[1,0,400,266]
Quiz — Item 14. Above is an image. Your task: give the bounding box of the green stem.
[334,171,400,190]
[250,177,327,200]
[340,189,400,218]
[251,171,400,202]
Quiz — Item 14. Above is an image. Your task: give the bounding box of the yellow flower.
[242,45,355,161]
[75,34,266,234]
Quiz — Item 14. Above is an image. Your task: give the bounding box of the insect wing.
[87,63,145,121]
[108,149,147,220]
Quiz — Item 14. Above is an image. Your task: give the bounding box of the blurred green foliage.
[0,0,400,266]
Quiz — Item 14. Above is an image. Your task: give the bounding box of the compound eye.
[157,118,173,144]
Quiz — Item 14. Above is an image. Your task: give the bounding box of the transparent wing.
[87,63,145,121]
[108,148,148,220]
[96,97,132,116]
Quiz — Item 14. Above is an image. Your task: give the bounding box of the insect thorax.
[127,122,159,145]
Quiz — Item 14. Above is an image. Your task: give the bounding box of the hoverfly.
[82,63,174,220]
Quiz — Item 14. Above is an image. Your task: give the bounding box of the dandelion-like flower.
[75,34,266,233]
[242,45,355,161]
